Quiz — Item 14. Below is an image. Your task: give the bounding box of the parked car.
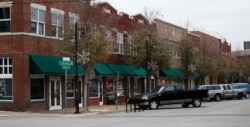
[232,83,250,99]
[136,84,209,110]
[220,84,247,100]
[198,84,224,102]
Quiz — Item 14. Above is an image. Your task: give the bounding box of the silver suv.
[198,84,224,102]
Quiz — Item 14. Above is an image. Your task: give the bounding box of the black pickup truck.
[136,84,208,110]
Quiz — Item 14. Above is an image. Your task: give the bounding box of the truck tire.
[192,98,201,107]
[237,93,243,100]
[149,100,159,110]
[245,93,250,99]
[214,94,221,102]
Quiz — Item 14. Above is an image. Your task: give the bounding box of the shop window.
[89,79,98,97]
[133,79,140,94]
[67,79,74,97]
[105,81,113,94]
[0,79,13,100]
[0,7,11,33]
[30,79,44,100]
[117,81,124,96]
[0,57,13,101]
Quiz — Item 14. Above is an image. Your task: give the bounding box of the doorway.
[49,79,62,110]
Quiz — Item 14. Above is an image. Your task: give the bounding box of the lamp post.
[74,22,80,114]
[146,40,149,93]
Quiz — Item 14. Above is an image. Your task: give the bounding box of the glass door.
[99,81,103,105]
[49,79,62,110]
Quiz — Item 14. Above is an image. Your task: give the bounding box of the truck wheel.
[214,94,221,102]
[245,93,250,99]
[237,93,243,100]
[149,100,159,110]
[192,98,201,107]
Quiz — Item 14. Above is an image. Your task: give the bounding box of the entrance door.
[78,80,83,107]
[98,81,103,105]
[49,79,62,110]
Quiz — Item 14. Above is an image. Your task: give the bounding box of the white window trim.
[0,57,12,79]
[31,3,46,10]
[0,2,12,7]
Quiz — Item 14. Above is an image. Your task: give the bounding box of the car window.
[175,85,183,91]
[214,86,221,90]
[222,86,226,90]
[226,85,232,90]
[207,86,214,90]
[165,86,174,92]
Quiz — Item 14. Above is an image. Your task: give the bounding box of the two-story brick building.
[0,0,151,111]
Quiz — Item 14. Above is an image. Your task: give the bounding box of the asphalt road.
[1,99,250,127]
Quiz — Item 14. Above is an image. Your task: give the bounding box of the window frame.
[0,57,13,102]
[0,5,11,33]
[51,8,64,38]
[31,3,46,36]
[116,32,124,54]
[30,78,45,101]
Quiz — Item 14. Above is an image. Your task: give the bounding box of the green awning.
[128,66,147,77]
[94,63,115,76]
[29,54,84,75]
[226,74,239,81]
[106,64,135,76]
[172,68,184,78]
[160,68,183,78]
[195,72,205,78]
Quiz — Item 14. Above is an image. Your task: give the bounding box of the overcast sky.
[95,0,250,51]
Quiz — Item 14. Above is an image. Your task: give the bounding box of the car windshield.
[151,86,164,93]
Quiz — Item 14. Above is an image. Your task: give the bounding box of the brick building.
[0,0,150,111]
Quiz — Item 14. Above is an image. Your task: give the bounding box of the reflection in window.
[31,7,45,35]
[0,79,13,100]
[89,79,98,97]
[0,7,11,32]
[133,79,140,94]
[105,80,113,94]
[30,79,44,99]
[51,10,64,38]
[67,79,74,97]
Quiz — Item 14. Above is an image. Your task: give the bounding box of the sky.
[95,0,250,51]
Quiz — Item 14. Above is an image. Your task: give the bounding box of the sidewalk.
[0,104,129,117]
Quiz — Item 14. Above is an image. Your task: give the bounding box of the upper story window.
[69,12,80,28]
[0,2,12,33]
[105,30,112,38]
[128,35,133,53]
[31,4,46,35]
[51,8,64,38]
[117,32,124,54]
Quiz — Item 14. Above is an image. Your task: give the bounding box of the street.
[1,99,250,127]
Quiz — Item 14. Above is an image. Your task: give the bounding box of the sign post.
[59,57,73,114]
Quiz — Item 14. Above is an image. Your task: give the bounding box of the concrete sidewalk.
[0,104,130,117]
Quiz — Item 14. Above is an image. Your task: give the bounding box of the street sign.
[59,61,74,70]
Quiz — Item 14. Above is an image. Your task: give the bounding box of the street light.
[74,22,80,114]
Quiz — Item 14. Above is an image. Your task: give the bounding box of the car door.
[224,84,233,98]
[159,85,180,105]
